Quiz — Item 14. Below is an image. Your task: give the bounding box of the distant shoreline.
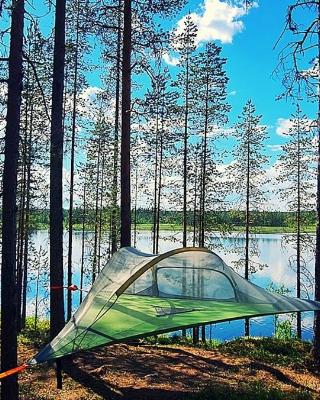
[33,223,317,235]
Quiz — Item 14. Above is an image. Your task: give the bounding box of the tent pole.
[56,359,63,389]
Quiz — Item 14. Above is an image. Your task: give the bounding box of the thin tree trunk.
[50,0,66,340]
[296,115,301,339]
[133,167,138,247]
[1,1,24,398]
[183,53,189,248]
[67,0,80,321]
[16,124,27,332]
[199,72,209,247]
[120,0,132,247]
[21,100,33,329]
[193,157,198,247]
[80,178,86,304]
[313,2,320,366]
[92,137,101,283]
[152,105,159,253]
[34,250,41,330]
[110,0,122,254]
[244,124,250,337]
[97,154,105,274]
[181,51,190,338]
[155,130,163,254]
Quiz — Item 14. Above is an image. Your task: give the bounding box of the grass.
[190,380,314,400]
[146,334,314,370]
[219,336,313,370]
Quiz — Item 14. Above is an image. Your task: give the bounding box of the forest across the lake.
[26,209,319,232]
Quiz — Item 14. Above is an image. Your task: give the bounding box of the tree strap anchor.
[0,363,28,380]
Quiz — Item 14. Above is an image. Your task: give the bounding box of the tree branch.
[22,52,51,122]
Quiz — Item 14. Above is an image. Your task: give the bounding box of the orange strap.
[51,284,79,291]
[0,364,28,380]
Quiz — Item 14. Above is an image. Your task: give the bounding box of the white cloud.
[267,144,282,152]
[229,90,237,96]
[176,0,256,46]
[276,118,293,136]
[276,117,314,136]
[162,53,179,66]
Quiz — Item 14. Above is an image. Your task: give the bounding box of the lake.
[27,230,316,341]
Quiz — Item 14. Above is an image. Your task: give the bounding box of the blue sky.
[148,0,316,167]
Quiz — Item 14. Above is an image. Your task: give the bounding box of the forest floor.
[18,332,320,400]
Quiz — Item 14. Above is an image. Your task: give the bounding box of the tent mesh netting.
[33,247,320,364]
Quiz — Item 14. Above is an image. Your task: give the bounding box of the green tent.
[32,247,320,364]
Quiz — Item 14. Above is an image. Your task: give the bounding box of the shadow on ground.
[62,343,318,400]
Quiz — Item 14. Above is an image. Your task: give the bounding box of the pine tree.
[190,42,230,247]
[172,15,198,248]
[276,105,315,338]
[230,100,269,336]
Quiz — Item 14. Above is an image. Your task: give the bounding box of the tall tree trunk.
[296,116,301,339]
[183,53,189,248]
[67,0,80,321]
[152,105,159,253]
[1,1,24,399]
[244,127,250,337]
[80,178,86,304]
[50,0,66,340]
[97,154,105,274]
[16,67,30,332]
[92,137,101,283]
[192,158,198,247]
[120,0,132,247]
[133,167,138,247]
[155,131,163,254]
[313,2,320,366]
[181,50,190,339]
[199,72,209,247]
[21,101,33,329]
[110,0,122,255]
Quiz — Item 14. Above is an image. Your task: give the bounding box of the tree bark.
[244,117,250,337]
[182,51,189,248]
[313,1,320,366]
[67,0,80,321]
[21,101,33,329]
[110,0,122,254]
[120,0,132,247]
[1,1,24,399]
[80,176,86,304]
[50,0,66,340]
[92,137,101,283]
[296,114,301,339]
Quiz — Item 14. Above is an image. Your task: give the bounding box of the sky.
[83,0,317,167]
[158,0,316,165]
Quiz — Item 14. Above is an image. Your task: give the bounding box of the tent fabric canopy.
[32,246,320,364]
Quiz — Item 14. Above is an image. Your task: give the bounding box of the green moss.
[219,337,312,370]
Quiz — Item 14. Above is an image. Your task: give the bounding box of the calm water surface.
[28,230,316,341]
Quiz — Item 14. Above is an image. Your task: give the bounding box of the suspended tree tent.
[32,247,320,364]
